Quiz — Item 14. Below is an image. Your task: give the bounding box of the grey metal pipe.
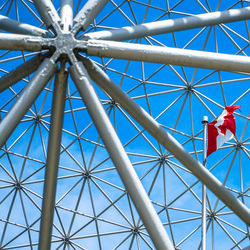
[39,67,67,250]
[33,0,61,31]
[0,15,48,37]
[0,58,57,149]
[0,54,47,93]
[86,7,250,41]
[70,61,175,250]
[60,0,73,32]
[72,0,108,34]
[242,246,250,250]
[0,33,47,51]
[79,56,250,226]
[85,39,250,74]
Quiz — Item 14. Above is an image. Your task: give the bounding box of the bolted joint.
[208,212,216,220]
[83,171,91,179]
[63,236,70,244]
[158,156,167,164]
[109,100,117,107]
[14,182,22,190]
[186,85,194,93]
[33,115,42,123]
[132,227,139,234]
[235,142,243,150]
[238,192,244,198]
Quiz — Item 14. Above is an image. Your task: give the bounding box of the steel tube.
[70,61,174,250]
[85,7,250,41]
[0,58,57,149]
[85,39,250,74]
[0,15,48,37]
[60,0,73,32]
[0,54,47,93]
[79,56,250,226]
[39,67,67,250]
[242,246,250,250]
[0,33,48,51]
[72,0,108,34]
[33,0,61,31]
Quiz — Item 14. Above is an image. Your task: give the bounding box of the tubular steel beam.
[39,66,67,250]
[0,15,48,37]
[85,7,250,41]
[79,56,250,226]
[33,0,61,31]
[242,246,250,250]
[0,33,49,51]
[70,61,174,250]
[72,0,108,34]
[85,39,250,74]
[60,0,74,32]
[0,58,57,149]
[0,54,47,93]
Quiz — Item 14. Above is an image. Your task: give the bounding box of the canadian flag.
[207,105,240,156]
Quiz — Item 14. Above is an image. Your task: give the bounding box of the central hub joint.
[54,32,76,57]
[52,31,88,63]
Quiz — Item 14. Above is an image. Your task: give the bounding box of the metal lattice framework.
[0,0,249,249]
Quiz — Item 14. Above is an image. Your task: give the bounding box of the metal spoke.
[60,0,73,32]
[39,65,67,250]
[0,33,48,51]
[69,60,174,250]
[0,57,57,149]
[0,14,48,37]
[79,57,250,226]
[0,1,249,249]
[0,53,47,93]
[86,7,250,41]
[72,0,108,35]
[33,0,61,32]
[85,39,250,73]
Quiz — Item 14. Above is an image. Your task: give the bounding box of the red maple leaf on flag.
[207,105,241,156]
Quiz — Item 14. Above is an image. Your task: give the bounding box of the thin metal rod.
[33,0,61,31]
[0,33,48,51]
[0,15,48,37]
[85,6,250,41]
[72,0,108,34]
[85,39,250,74]
[0,54,47,93]
[39,66,67,250]
[79,56,250,226]
[0,58,57,149]
[60,0,74,32]
[69,61,174,250]
[202,116,208,250]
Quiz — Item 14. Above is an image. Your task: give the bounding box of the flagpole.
[202,116,208,250]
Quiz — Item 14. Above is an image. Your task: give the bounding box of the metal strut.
[86,6,250,41]
[39,66,68,250]
[0,58,57,149]
[70,61,175,250]
[79,56,250,226]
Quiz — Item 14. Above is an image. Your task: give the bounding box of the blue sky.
[0,0,249,249]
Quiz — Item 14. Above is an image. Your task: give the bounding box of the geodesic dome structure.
[0,0,249,249]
